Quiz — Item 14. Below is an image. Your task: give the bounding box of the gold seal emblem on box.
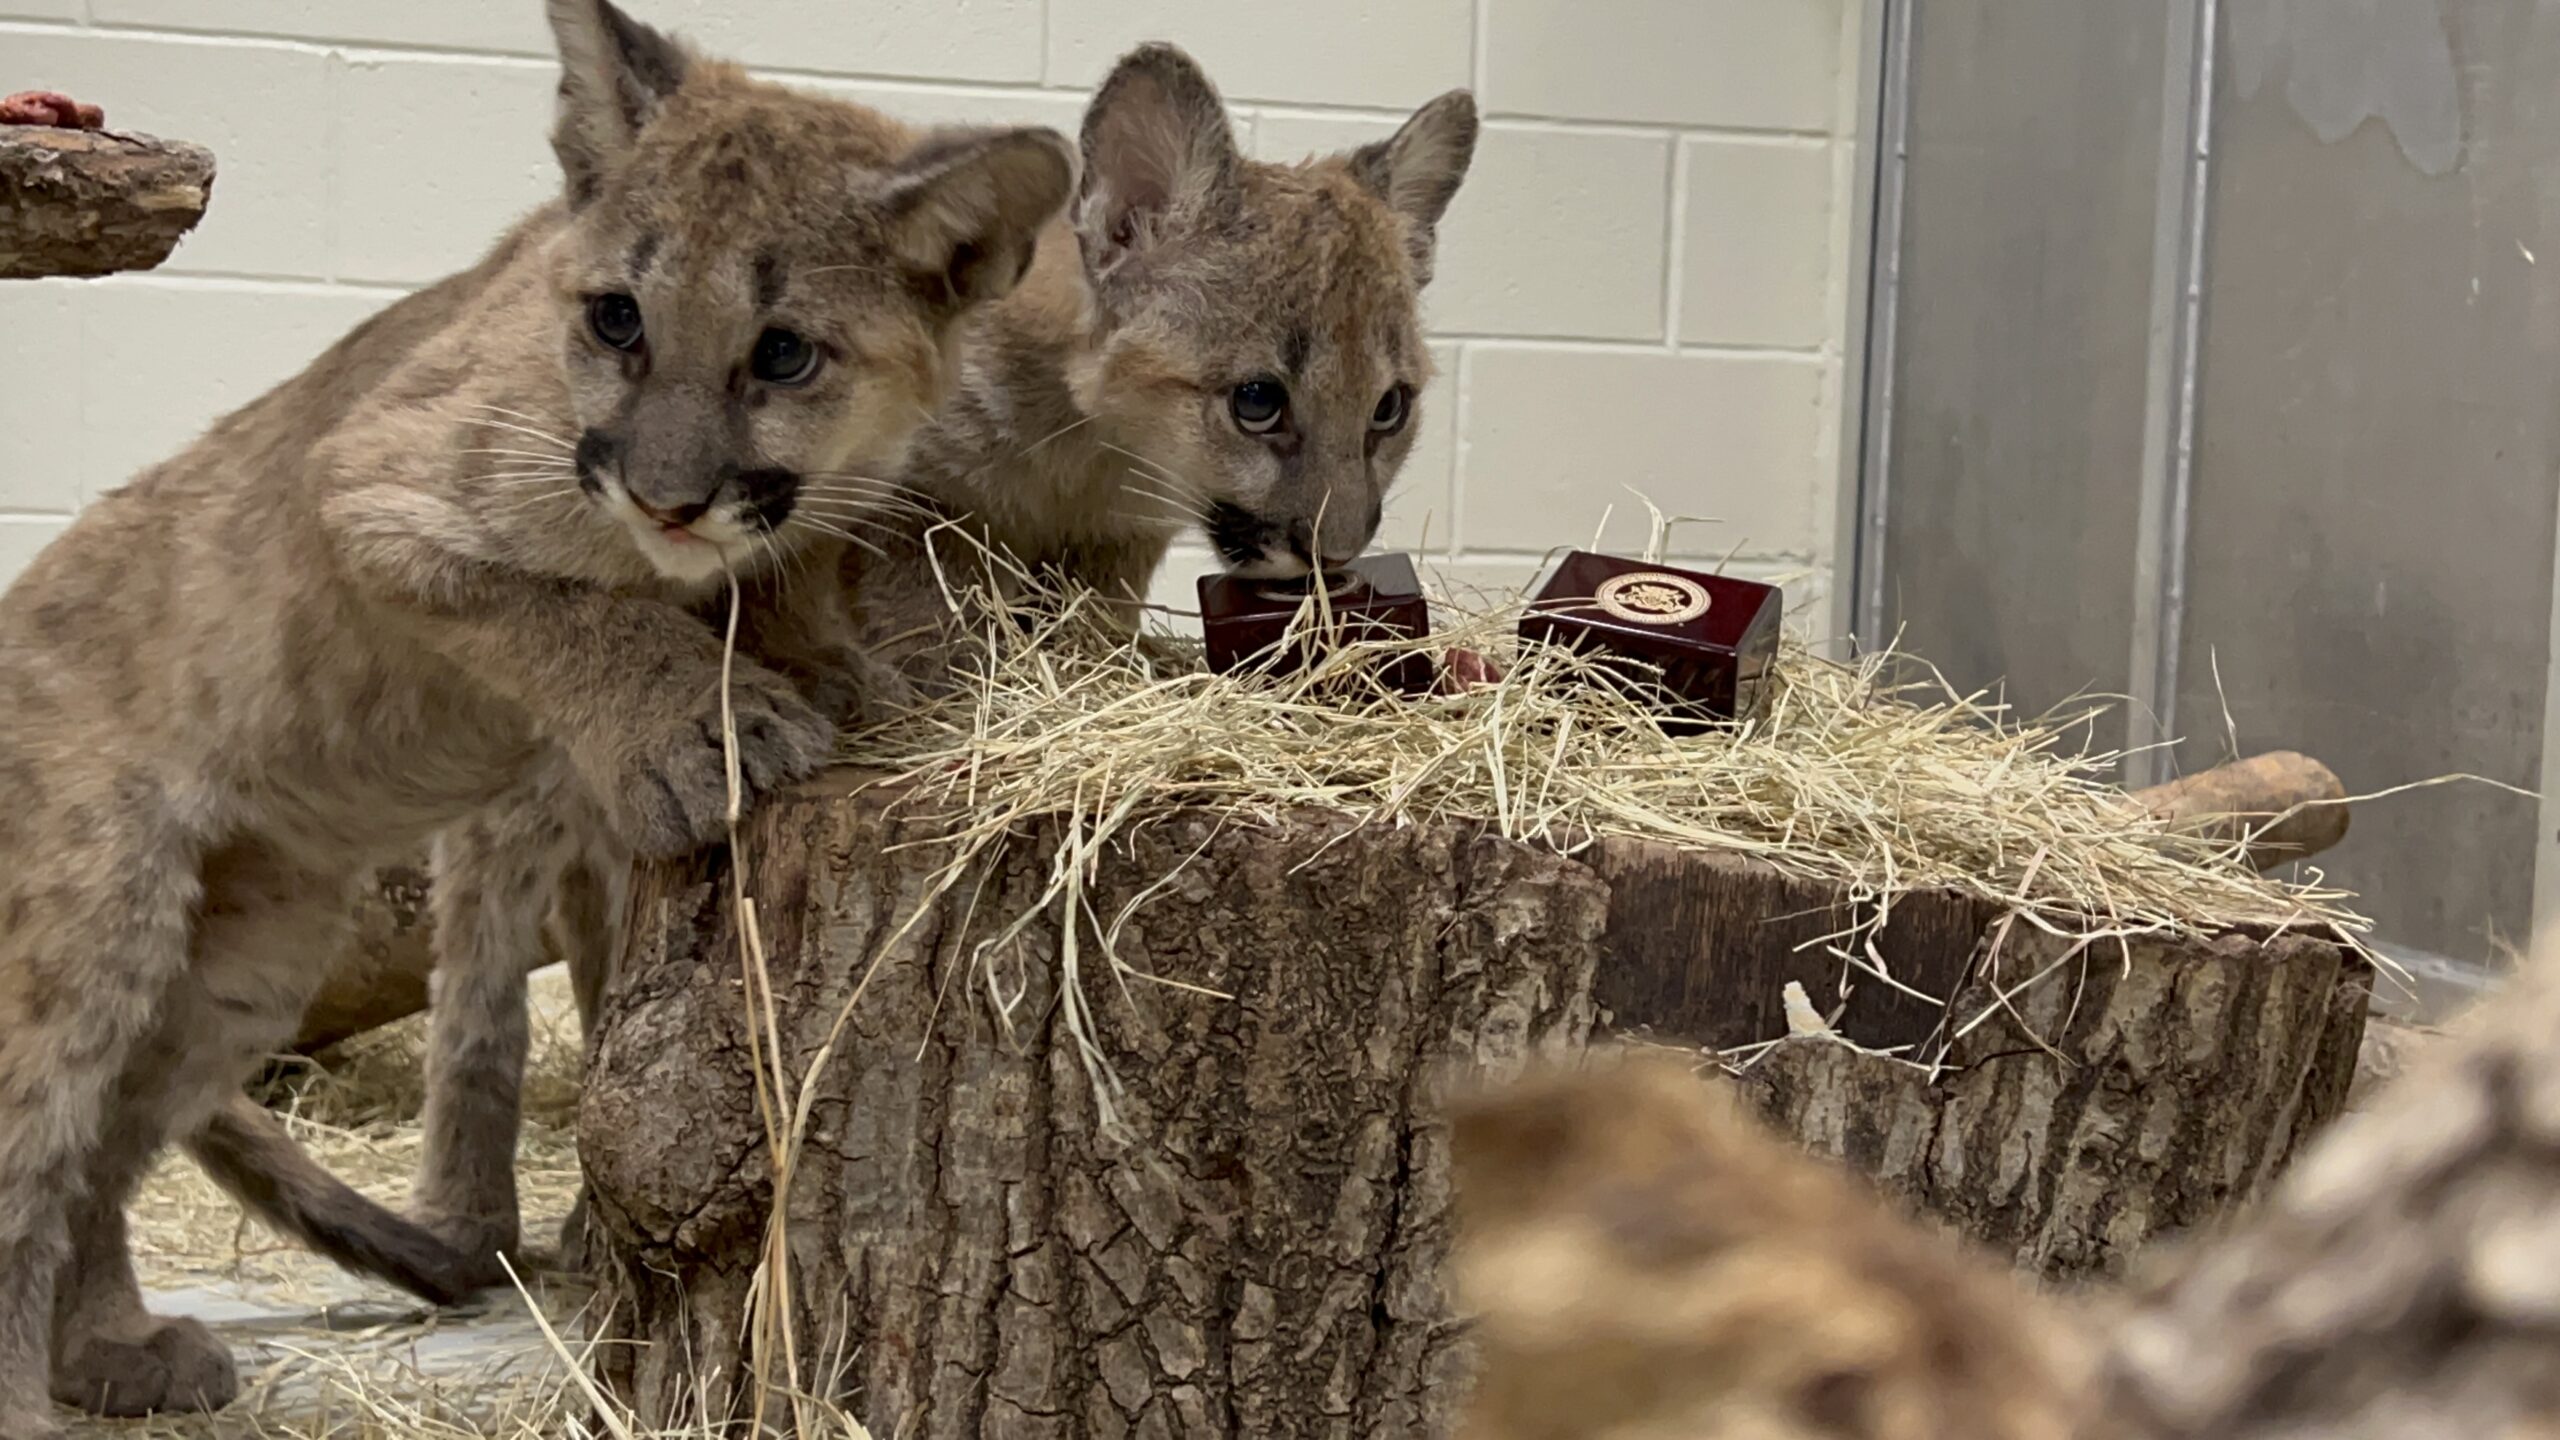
[1594,572,1712,625]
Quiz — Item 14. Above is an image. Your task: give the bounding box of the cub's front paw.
[809,646,929,730]
[51,1317,239,1417]
[613,668,834,857]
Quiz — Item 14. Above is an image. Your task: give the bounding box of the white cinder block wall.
[0,0,1866,638]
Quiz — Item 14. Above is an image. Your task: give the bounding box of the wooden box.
[1519,550,1782,726]
[1198,552,1434,695]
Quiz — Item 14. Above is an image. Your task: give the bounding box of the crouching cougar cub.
[345,41,1482,1288]
[0,0,1070,1429]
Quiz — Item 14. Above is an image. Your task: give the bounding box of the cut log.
[576,775,2368,1435]
[1743,926,2368,1277]
[1,125,214,279]
[2129,751,2350,873]
[284,750,2356,1052]
[584,776,1603,1435]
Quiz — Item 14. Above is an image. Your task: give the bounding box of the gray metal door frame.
[1842,0,2560,999]
[1848,0,2222,793]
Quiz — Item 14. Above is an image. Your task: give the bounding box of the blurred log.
[1,124,213,278]
[1452,930,2560,1440]
[1448,1058,2094,1440]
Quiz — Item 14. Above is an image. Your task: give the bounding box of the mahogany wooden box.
[1519,550,1782,728]
[1198,553,1435,695]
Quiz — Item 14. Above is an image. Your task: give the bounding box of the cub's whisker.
[790,514,886,559]
[799,473,935,503]
[1099,440,1188,484]
[1120,477,1212,526]
[1006,414,1096,464]
[466,417,579,453]
[797,495,938,524]
[461,447,579,464]
[463,402,577,436]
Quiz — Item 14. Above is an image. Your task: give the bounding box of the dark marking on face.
[1207,500,1282,568]
[574,429,619,496]
[733,466,802,532]
[754,252,785,311]
[629,232,660,279]
[1282,326,1312,378]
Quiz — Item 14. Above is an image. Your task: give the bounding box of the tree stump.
[577,775,2368,1436]
[1744,926,2366,1277]
[1,125,214,278]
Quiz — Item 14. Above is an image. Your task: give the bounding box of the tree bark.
[582,776,1605,1437]
[1,125,213,278]
[1745,927,2368,1278]
[577,776,2366,1435]
[285,755,2352,1054]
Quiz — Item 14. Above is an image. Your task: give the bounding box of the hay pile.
[854,550,2369,1067]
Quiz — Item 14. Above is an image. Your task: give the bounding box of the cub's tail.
[184,1094,493,1307]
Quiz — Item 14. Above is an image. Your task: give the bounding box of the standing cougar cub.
[0,0,1070,1428]
[322,41,1479,1293]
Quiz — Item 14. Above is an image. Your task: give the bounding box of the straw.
[841,525,2370,1105]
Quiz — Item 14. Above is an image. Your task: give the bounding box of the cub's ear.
[547,0,691,205]
[1075,43,1241,281]
[1349,90,1479,286]
[882,128,1078,310]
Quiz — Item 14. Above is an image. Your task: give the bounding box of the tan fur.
[373,42,1482,1294]
[1449,1057,2091,1440]
[0,1,1070,1430]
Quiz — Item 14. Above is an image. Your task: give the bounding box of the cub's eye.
[1230,378,1289,435]
[1371,385,1413,436]
[750,328,822,387]
[587,293,644,353]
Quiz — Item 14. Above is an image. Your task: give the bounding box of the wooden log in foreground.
[1451,931,2560,1439]
[576,773,2368,1435]
[1,125,213,278]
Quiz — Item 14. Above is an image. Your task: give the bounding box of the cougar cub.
[911,42,1480,599]
[0,0,1069,1428]
[307,41,1479,1295]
